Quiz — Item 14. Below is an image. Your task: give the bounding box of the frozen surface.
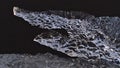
[0,53,120,68]
[13,7,120,66]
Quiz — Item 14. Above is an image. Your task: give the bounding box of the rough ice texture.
[13,7,120,65]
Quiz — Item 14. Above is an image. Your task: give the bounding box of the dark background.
[0,0,120,54]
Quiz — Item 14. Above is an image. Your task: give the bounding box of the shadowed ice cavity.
[13,7,120,65]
